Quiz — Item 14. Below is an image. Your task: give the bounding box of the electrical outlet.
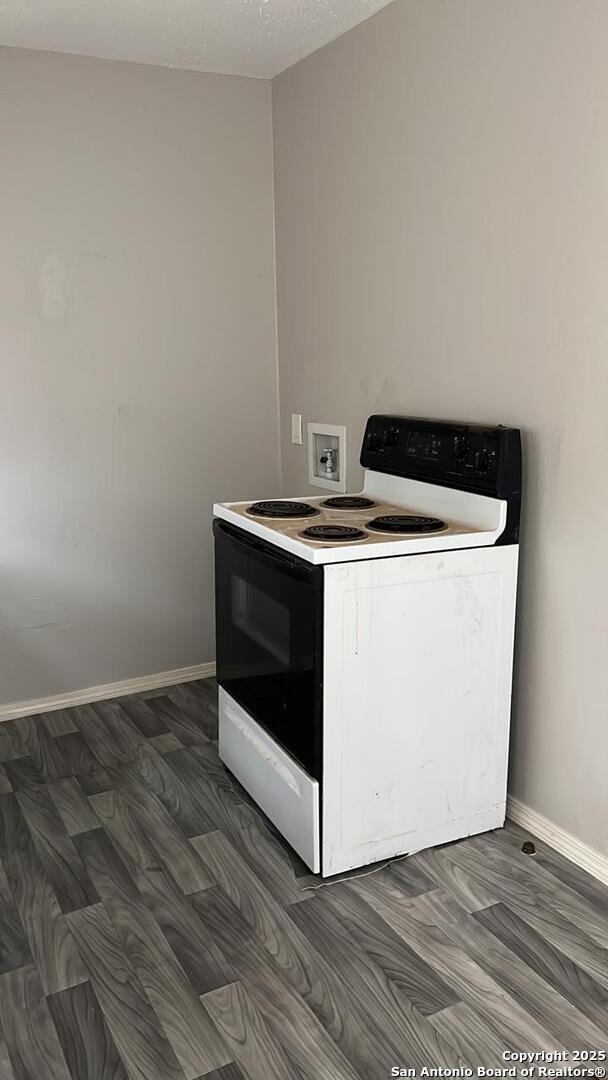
[291,413,303,445]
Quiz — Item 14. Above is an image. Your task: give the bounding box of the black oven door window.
[213,521,323,779]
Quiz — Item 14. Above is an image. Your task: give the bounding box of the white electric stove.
[213,415,521,876]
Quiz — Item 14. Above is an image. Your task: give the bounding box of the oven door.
[213,520,323,779]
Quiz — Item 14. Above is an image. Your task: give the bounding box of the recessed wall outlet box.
[307,422,347,492]
[291,413,303,445]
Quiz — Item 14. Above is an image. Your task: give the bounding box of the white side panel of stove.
[218,688,320,872]
[321,545,519,876]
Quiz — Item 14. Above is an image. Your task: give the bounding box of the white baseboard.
[0,662,216,723]
[507,795,608,888]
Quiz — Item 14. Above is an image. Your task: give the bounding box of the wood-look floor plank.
[228,803,315,907]
[135,868,234,996]
[0,795,87,994]
[48,778,101,836]
[473,832,608,951]
[163,689,218,742]
[132,685,185,702]
[170,747,304,905]
[500,822,608,919]
[320,880,458,1016]
[165,747,247,833]
[288,890,467,1073]
[0,764,13,795]
[85,798,229,994]
[105,893,231,1079]
[190,831,313,995]
[67,904,185,1080]
[54,733,112,795]
[193,887,361,1080]
[16,787,99,913]
[198,831,462,1080]
[386,855,438,899]
[0,1036,17,1080]
[0,723,25,763]
[41,710,78,739]
[0,966,72,1080]
[351,873,560,1052]
[415,888,607,1050]
[428,1002,510,1068]
[89,789,164,878]
[117,699,169,739]
[107,768,213,894]
[0,864,32,975]
[47,981,129,1080]
[75,827,231,1079]
[182,679,219,721]
[263,829,316,888]
[202,981,300,1080]
[401,847,497,911]
[475,902,608,1036]
[148,698,210,747]
[70,706,129,769]
[148,732,184,754]
[191,830,389,1077]
[14,717,68,783]
[74,828,140,902]
[198,1065,247,1080]
[90,701,147,762]
[196,744,260,812]
[127,743,215,839]
[441,836,608,990]
[3,757,44,791]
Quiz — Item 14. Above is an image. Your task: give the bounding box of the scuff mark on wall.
[38,254,68,321]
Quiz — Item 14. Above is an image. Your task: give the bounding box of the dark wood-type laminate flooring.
[0,677,606,1078]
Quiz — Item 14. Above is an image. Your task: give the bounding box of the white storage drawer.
[218,688,320,873]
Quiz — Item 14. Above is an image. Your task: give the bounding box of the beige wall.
[0,46,279,705]
[273,0,608,856]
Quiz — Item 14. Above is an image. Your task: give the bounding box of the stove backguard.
[360,415,521,543]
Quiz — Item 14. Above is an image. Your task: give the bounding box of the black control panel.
[360,415,521,544]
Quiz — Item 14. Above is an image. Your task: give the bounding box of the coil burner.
[300,524,367,543]
[247,500,319,519]
[320,496,377,511]
[366,515,446,534]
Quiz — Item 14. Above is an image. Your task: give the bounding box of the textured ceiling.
[0,0,396,78]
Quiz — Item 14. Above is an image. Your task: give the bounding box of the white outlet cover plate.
[307,422,347,492]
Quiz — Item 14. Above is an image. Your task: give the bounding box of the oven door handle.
[213,519,320,582]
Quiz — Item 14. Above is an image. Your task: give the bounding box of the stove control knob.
[475,449,490,473]
[382,426,399,448]
[453,434,470,461]
[367,431,382,452]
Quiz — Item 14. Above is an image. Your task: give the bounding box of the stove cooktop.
[215,489,500,563]
[237,496,460,548]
